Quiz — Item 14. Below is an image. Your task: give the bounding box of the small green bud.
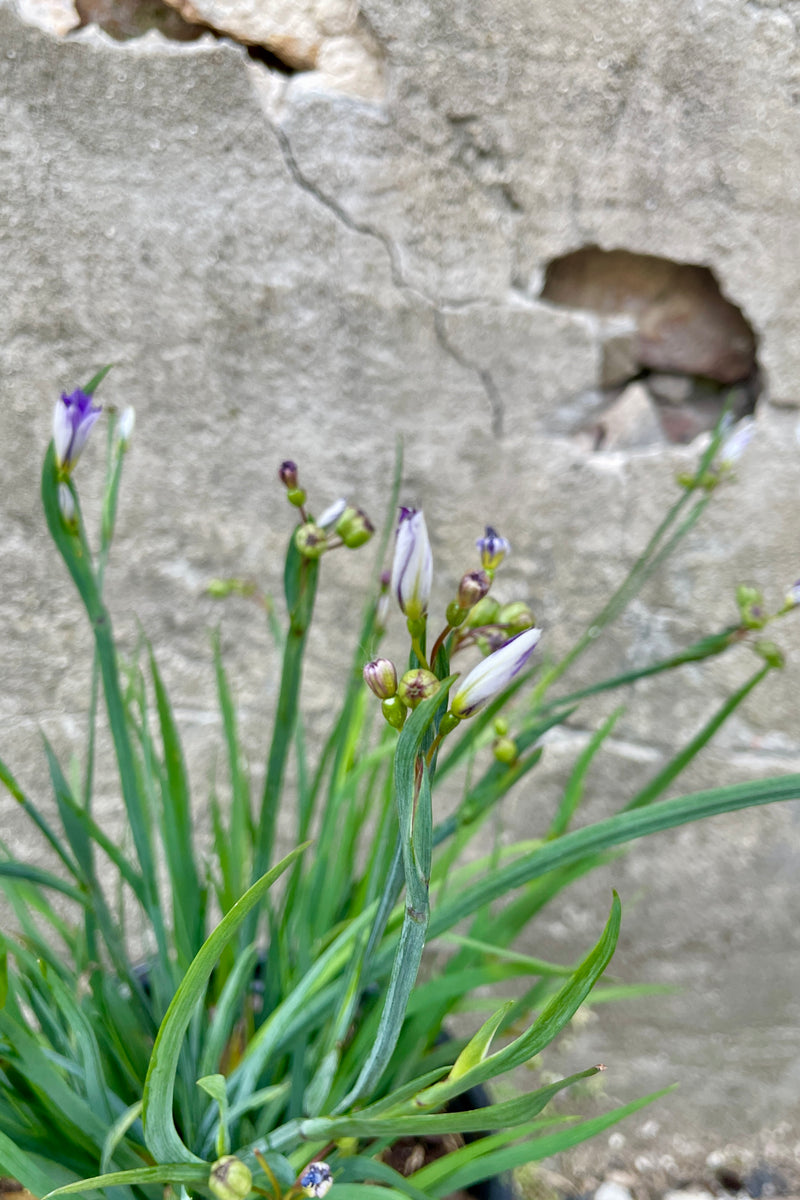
[288,487,307,508]
[209,1155,253,1200]
[364,658,398,699]
[336,506,375,548]
[381,696,407,730]
[497,601,535,634]
[445,600,469,627]
[753,640,784,669]
[493,717,509,736]
[438,711,461,737]
[464,596,501,628]
[397,668,439,709]
[736,584,766,629]
[493,736,518,765]
[294,522,327,559]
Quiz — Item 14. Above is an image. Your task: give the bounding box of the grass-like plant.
[0,372,798,1200]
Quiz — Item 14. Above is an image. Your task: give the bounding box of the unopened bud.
[115,406,135,447]
[337,506,375,548]
[493,736,518,765]
[209,1155,253,1200]
[381,696,407,730]
[753,640,785,669]
[457,570,491,610]
[476,526,511,573]
[364,658,397,699]
[397,668,439,709]
[294,522,327,559]
[497,601,536,635]
[736,584,766,629]
[784,580,800,609]
[299,1162,333,1199]
[279,460,299,489]
[287,487,307,508]
[464,596,501,629]
[58,482,77,529]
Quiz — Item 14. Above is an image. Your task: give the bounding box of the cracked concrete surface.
[1,0,800,1162]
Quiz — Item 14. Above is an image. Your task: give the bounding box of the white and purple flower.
[53,388,102,472]
[450,626,542,718]
[391,507,433,621]
[476,526,511,572]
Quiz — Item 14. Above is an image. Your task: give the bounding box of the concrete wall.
[1,0,799,1174]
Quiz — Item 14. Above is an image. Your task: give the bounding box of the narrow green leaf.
[82,363,114,395]
[43,1162,209,1197]
[142,844,307,1164]
[625,663,771,810]
[150,646,205,962]
[449,1002,513,1080]
[0,1128,66,1199]
[416,894,621,1107]
[549,707,624,837]
[411,1086,676,1196]
[0,863,88,905]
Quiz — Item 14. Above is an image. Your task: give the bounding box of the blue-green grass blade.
[0,756,82,879]
[415,894,620,1107]
[253,536,319,884]
[429,776,800,940]
[100,1100,144,1174]
[150,646,205,963]
[42,1161,209,1197]
[437,934,574,976]
[213,630,253,905]
[304,1066,602,1139]
[624,662,771,811]
[0,863,88,905]
[0,1130,78,1200]
[41,444,163,943]
[198,943,259,1079]
[333,1155,432,1200]
[411,1087,675,1197]
[82,363,114,395]
[549,708,624,837]
[142,844,307,1163]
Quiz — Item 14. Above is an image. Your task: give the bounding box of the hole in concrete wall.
[74,0,302,73]
[540,246,761,449]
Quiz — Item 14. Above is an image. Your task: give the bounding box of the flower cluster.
[363,505,542,745]
[281,461,374,558]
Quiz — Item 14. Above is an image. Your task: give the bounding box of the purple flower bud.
[719,417,754,467]
[279,460,299,488]
[476,526,511,572]
[457,570,491,610]
[299,1162,333,1199]
[52,389,102,472]
[391,507,433,621]
[450,626,542,718]
[785,580,800,608]
[363,658,398,700]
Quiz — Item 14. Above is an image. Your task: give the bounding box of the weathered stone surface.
[1,0,800,1165]
[590,381,666,450]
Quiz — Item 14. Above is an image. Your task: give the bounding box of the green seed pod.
[294,522,327,559]
[209,1155,253,1200]
[397,668,439,709]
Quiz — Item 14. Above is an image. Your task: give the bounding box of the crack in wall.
[269,119,507,437]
